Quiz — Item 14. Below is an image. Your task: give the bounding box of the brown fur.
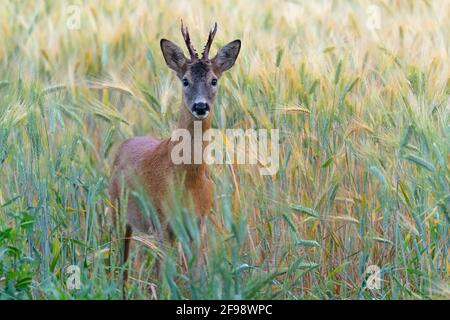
[108,105,213,234]
[110,105,214,299]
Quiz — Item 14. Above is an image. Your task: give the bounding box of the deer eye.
[211,78,218,86]
[182,79,189,87]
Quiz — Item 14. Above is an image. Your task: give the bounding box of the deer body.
[108,21,240,296]
[109,107,214,233]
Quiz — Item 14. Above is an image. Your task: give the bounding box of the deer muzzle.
[192,102,210,120]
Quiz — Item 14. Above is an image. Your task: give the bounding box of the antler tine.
[201,22,218,60]
[180,19,199,61]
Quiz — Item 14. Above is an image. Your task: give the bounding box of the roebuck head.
[160,21,241,120]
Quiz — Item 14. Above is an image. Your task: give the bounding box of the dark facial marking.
[189,61,213,80]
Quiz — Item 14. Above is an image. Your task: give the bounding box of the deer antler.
[180,19,199,61]
[201,22,217,60]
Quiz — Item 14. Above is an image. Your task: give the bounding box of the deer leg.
[191,216,205,280]
[122,223,132,299]
[153,227,168,279]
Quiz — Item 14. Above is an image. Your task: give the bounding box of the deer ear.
[212,40,241,75]
[160,39,187,74]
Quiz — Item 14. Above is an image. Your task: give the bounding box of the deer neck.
[170,101,212,181]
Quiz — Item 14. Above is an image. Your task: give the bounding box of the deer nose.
[192,102,210,116]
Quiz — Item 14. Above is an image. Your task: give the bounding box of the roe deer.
[108,21,241,295]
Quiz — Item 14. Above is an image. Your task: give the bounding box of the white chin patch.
[192,111,209,120]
